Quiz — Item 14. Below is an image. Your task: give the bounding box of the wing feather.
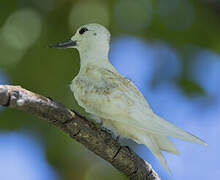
[73,67,207,146]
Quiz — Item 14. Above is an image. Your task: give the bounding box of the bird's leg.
[100,126,114,137]
[101,126,111,133]
[116,135,121,142]
[123,145,132,154]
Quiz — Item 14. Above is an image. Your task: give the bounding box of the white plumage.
[50,23,207,173]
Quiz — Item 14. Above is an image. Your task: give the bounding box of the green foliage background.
[0,0,219,179]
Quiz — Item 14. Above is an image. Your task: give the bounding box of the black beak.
[48,39,77,48]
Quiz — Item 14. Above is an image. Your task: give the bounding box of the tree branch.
[0,85,161,180]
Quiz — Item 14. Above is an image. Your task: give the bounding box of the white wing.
[73,67,207,146]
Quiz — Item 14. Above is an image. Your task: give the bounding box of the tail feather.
[154,135,179,155]
[139,133,171,174]
[153,115,207,146]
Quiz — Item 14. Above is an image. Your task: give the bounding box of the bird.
[49,23,207,173]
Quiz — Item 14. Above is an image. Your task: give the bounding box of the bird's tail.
[135,115,207,173]
[154,134,179,155]
[152,115,207,146]
[137,133,179,174]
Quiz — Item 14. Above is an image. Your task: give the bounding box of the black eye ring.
[79,27,88,35]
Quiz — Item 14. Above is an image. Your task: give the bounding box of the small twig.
[0,85,161,180]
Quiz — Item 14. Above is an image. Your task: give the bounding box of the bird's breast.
[70,74,116,109]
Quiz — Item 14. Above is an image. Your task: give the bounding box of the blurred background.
[0,0,219,179]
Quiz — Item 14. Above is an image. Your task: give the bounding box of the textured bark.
[0,85,161,180]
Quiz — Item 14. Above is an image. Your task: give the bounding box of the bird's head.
[49,23,110,54]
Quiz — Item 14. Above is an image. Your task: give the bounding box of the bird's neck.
[78,46,115,71]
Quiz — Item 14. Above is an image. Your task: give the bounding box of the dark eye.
[79,27,88,35]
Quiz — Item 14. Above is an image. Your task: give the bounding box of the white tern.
[49,23,207,173]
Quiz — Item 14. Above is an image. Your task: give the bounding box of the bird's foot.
[116,135,120,142]
[122,145,132,154]
[100,126,113,135]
